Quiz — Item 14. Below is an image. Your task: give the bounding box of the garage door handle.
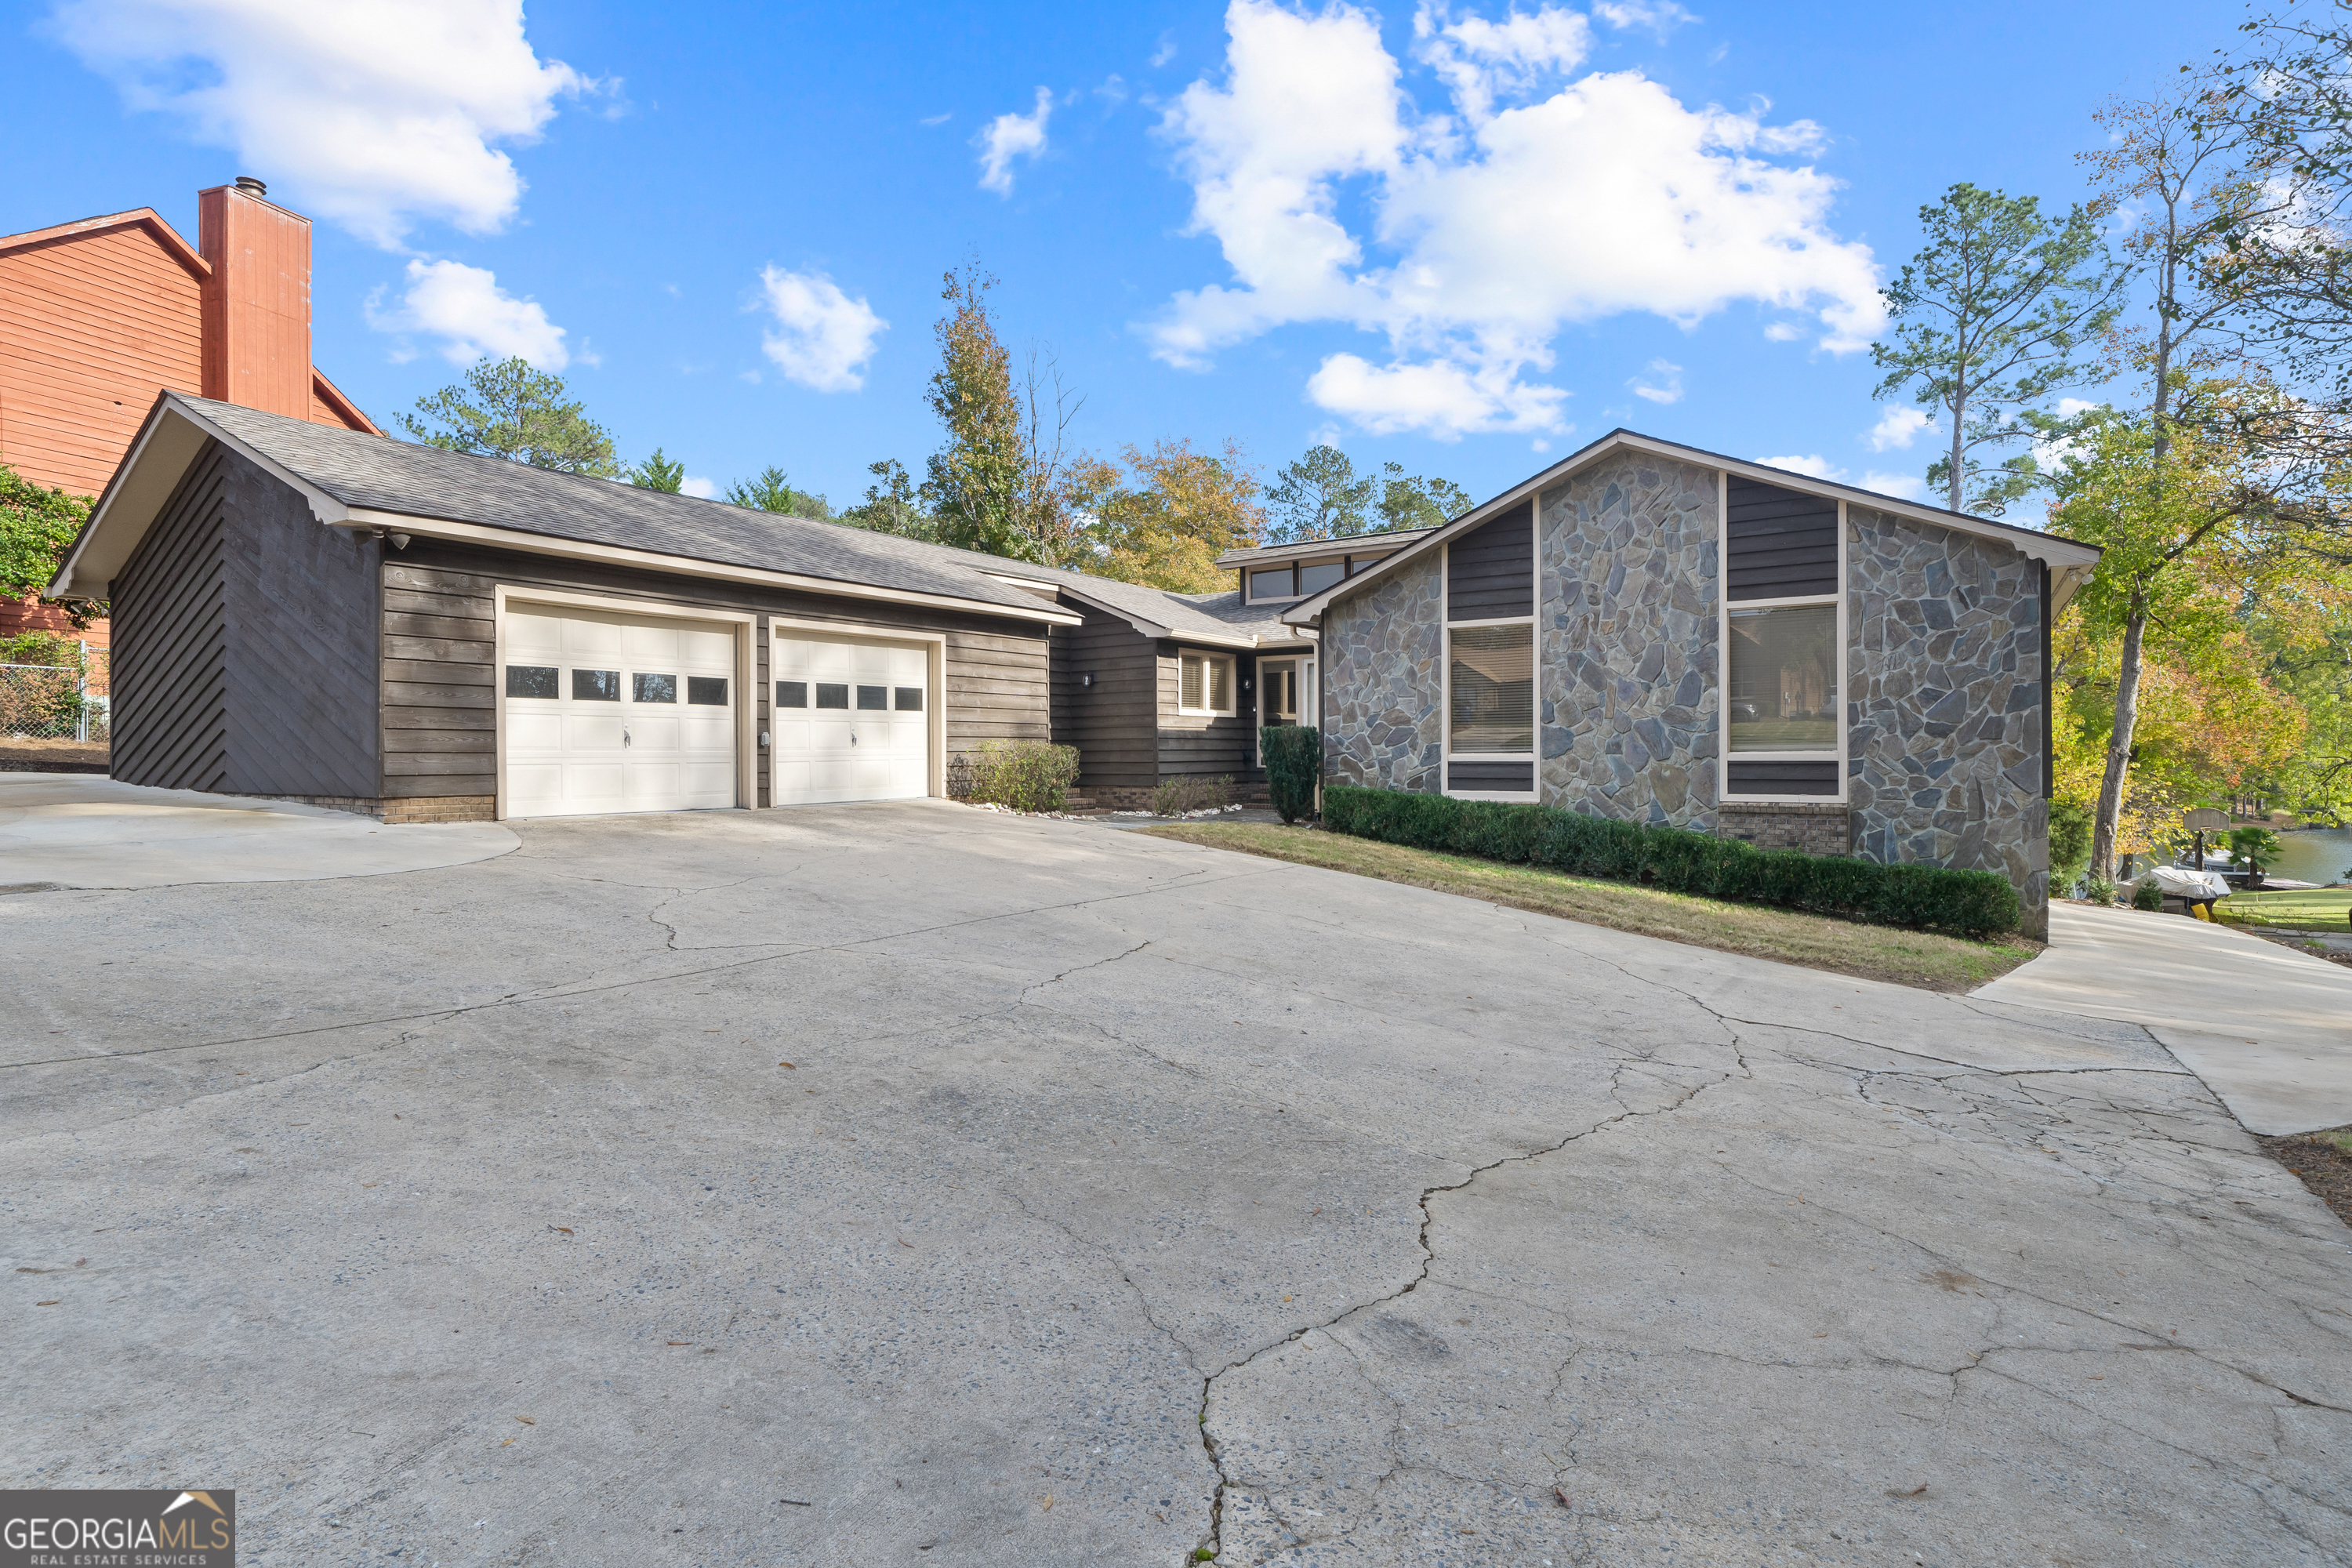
[623,726,632,748]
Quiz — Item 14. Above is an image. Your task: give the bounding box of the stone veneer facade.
[1322,553,1446,793]
[1314,454,2058,940]
[1539,454,1720,826]
[1846,505,2049,936]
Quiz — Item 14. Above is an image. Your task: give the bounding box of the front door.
[1261,659,1298,724]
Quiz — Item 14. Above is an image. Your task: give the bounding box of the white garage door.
[503,606,739,818]
[771,633,929,805]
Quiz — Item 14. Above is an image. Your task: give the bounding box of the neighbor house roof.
[50,394,1081,626]
[1276,429,2105,627]
[1212,527,1437,569]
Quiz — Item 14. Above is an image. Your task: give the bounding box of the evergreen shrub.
[1320,784,2020,938]
[1259,725,1320,824]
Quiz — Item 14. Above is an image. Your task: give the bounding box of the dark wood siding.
[1726,477,1838,601]
[1446,502,1534,621]
[381,539,1051,804]
[1049,603,1160,789]
[109,445,230,791]
[1449,760,1534,792]
[220,452,379,797]
[1726,760,1840,797]
[1156,642,1258,782]
[379,558,495,800]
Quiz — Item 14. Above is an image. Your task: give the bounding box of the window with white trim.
[1720,477,1844,800]
[1178,652,1234,716]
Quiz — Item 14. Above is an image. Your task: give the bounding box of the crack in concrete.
[1189,1053,1734,1564]
[0,865,1235,1075]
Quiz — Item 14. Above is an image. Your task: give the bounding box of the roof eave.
[47,392,353,599]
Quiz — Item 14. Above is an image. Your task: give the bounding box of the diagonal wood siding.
[109,445,230,791]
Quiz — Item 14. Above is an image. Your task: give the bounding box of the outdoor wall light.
[758,731,771,747]
[1081,672,1094,687]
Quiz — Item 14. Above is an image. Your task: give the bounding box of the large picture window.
[1448,623,1534,753]
[1726,604,1838,753]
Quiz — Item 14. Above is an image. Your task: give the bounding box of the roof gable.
[1279,427,2103,624]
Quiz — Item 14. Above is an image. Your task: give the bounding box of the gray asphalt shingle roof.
[185,396,1055,616]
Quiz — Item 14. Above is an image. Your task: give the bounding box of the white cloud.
[1762,321,1804,342]
[681,475,717,499]
[977,87,1053,195]
[1866,405,1933,451]
[755,267,887,393]
[1759,452,1839,480]
[920,111,952,126]
[48,0,598,248]
[1758,452,1927,503]
[1307,352,1566,437]
[1150,0,1882,439]
[1151,31,1179,67]
[1591,0,1699,38]
[1629,358,1682,404]
[365,259,574,367]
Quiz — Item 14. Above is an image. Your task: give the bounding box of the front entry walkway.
[1977,900,2352,1134]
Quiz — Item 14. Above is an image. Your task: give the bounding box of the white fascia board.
[46,395,353,598]
[345,510,1083,626]
[1279,428,2102,627]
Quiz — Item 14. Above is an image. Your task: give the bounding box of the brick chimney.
[198,176,314,418]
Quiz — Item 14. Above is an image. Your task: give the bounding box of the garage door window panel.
[573,669,619,701]
[506,665,557,699]
[857,684,887,710]
[816,683,850,709]
[895,687,922,711]
[688,677,728,706]
[778,681,808,708]
[633,673,677,703]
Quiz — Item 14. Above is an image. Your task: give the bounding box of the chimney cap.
[234,176,267,197]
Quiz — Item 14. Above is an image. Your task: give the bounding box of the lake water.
[2263,827,2352,886]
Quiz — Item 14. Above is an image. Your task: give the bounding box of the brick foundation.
[249,793,497,824]
[1716,802,1851,857]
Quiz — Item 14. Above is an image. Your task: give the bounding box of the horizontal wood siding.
[1450,760,1534,792]
[1726,477,1838,601]
[109,445,229,791]
[1049,605,1160,789]
[383,539,1049,804]
[1446,501,1534,621]
[1726,759,1840,796]
[1156,643,1258,781]
[220,448,380,797]
[0,223,204,496]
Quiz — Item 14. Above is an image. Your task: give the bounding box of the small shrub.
[2083,876,2118,906]
[1260,725,1320,824]
[1152,774,1235,818]
[2047,799,2092,887]
[2132,876,2165,911]
[967,740,1080,813]
[1321,784,2021,937]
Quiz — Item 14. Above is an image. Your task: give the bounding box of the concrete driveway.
[0,774,517,889]
[5,803,2349,1566]
[1979,900,2352,1135]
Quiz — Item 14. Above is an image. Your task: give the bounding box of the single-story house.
[47,392,1083,822]
[933,528,1428,809]
[1275,430,2102,938]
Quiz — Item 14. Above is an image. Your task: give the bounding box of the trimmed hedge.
[1260,724,1320,824]
[1321,784,2020,938]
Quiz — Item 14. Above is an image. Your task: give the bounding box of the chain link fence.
[0,641,109,742]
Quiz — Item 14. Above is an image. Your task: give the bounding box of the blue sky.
[9,0,2228,514]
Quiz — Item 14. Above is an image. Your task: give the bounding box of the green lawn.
[1140,822,2042,993]
[2216,887,2352,933]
